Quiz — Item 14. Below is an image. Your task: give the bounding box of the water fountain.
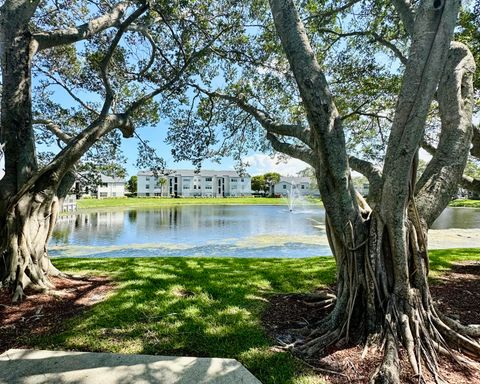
[286,182,300,212]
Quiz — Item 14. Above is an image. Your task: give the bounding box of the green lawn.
[77,196,322,210]
[35,249,479,384]
[448,199,480,208]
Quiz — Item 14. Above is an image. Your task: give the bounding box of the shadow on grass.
[428,248,480,279]
[30,249,478,383]
[34,257,336,384]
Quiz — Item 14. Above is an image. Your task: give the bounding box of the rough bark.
[264,1,480,382]
[0,0,139,301]
[416,42,476,226]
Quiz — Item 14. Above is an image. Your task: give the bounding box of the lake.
[49,205,480,258]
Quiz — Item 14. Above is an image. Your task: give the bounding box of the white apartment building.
[273,176,312,196]
[137,170,252,197]
[96,175,126,198]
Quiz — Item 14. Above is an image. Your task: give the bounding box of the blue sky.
[25,76,310,180]
[120,120,309,178]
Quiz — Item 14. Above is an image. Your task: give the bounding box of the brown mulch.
[262,261,480,384]
[0,275,114,354]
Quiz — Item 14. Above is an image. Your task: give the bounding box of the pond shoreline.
[75,196,322,210]
[52,204,480,258]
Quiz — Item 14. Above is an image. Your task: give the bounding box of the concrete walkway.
[0,349,262,384]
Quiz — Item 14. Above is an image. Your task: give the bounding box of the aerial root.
[433,317,480,358]
[297,328,341,357]
[12,284,25,303]
[438,313,480,338]
[302,297,336,309]
[371,329,400,384]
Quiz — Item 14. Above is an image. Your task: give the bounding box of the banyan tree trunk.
[296,203,480,383]
[0,171,75,302]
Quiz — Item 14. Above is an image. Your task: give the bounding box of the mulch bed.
[262,261,480,383]
[0,275,114,354]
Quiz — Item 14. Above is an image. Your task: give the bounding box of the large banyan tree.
[167,0,480,382]
[0,0,246,302]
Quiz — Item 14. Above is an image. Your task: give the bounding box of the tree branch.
[127,25,157,78]
[460,175,480,194]
[415,43,476,227]
[33,119,72,144]
[10,113,134,208]
[348,155,383,200]
[316,29,408,65]
[304,0,360,22]
[34,2,130,51]
[420,139,436,156]
[126,25,231,115]
[99,3,149,116]
[36,68,99,115]
[189,84,312,146]
[391,0,415,36]
[266,133,316,166]
[269,0,363,235]
[371,32,408,66]
[382,0,460,215]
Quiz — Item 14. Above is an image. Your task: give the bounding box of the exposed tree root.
[285,295,480,384]
[1,194,63,302]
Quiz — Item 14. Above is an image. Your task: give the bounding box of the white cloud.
[245,154,309,176]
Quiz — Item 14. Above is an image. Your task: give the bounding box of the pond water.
[49,205,480,259]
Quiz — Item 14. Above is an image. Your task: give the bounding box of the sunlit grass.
[34,249,478,384]
[77,196,322,210]
[448,199,480,208]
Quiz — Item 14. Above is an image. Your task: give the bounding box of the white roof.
[278,176,311,184]
[138,169,250,177]
[100,174,125,183]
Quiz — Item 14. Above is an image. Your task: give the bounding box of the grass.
[448,199,480,208]
[77,196,322,210]
[36,249,480,384]
[76,196,480,210]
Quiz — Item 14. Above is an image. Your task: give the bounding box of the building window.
[100,192,108,197]
[283,184,287,189]
[183,178,191,182]
[205,186,212,190]
[301,185,305,189]
[146,193,150,197]
[145,184,150,189]
[112,192,116,197]
[205,177,212,182]
[231,178,237,182]
[241,178,244,182]
[146,177,150,181]
[183,185,190,189]
[193,185,197,189]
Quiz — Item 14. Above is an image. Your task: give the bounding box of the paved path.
[0,349,262,384]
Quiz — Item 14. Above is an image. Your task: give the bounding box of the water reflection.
[51,205,327,258]
[50,206,479,258]
[431,207,480,229]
